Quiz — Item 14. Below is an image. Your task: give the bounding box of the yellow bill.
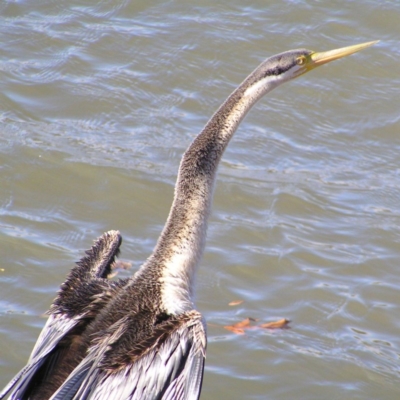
[310,40,379,67]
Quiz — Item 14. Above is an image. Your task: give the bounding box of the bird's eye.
[296,56,306,65]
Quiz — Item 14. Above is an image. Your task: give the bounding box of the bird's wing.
[0,231,123,400]
[0,313,80,400]
[50,310,207,400]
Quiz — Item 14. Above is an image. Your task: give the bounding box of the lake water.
[0,1,399,399]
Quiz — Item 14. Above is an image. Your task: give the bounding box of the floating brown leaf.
[223,317,290,335]
[112,260,132,270]
[231,318,251,328]
[223,326,246,335]
[109,260,133,278]
[224,318,253,335]
[259,318,290,329]
[228,300,244,306]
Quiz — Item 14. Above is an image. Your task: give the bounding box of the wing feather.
[0,231,122,400]
[50,311,206,400]
[0,313,80,400]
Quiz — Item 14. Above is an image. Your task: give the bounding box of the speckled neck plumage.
[135,55,295,315]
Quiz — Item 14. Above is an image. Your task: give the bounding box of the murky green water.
[1,1,399,399]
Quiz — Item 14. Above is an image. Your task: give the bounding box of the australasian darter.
[0,40,377,400]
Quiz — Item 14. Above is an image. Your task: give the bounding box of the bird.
[0,40,377,400]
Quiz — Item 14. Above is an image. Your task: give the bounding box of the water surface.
[1,1,399,399]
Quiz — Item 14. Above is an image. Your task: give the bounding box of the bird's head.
[291,40,379,78]
[244,41,378,98]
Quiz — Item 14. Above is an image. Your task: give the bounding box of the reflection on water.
[1,1,400,399]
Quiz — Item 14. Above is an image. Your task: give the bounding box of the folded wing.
[51,310,206,400]
[0,231,123,400]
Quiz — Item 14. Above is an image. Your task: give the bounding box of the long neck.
[139,68,281,314]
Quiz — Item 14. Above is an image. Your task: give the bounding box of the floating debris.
[224,317,290,335]
[228,300,244,306]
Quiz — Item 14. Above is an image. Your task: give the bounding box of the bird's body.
[0,41,376,400]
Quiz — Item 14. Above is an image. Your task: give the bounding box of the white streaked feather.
[50,313,206,400]
[0,314,80,400]
[29,314,81,361]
